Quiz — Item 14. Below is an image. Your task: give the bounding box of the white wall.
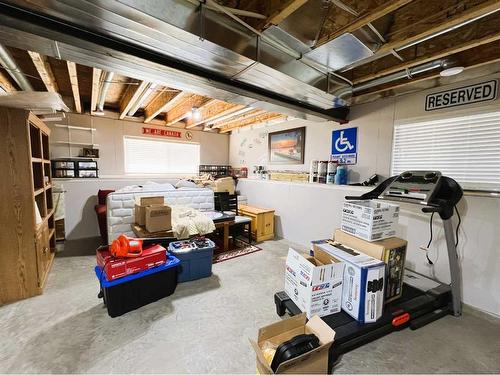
[50,113,229,240]
[231,73,500,317]
[51,113,229,176]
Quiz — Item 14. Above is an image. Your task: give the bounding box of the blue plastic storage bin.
[95,255,180,317]
[168,239,215,282]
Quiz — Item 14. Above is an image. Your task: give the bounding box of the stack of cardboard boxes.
[285,200,407,323]
[134,196,172,233]
[252,200,408,373]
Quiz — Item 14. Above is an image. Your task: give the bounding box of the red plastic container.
[96,244,167,280]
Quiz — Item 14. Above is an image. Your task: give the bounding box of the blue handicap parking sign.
[332,127,357,164]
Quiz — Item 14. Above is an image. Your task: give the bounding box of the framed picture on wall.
[268,127,306,164]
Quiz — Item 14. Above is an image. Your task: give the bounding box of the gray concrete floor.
[1,239,499,374]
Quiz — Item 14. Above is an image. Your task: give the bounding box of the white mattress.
[106,188,214,243]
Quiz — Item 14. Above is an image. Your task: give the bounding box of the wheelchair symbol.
[335,130,354,153]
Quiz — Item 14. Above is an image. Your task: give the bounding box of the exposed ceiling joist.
[119,80,149,119]
[0,69,15,92]
[352,26,500,84]
[213,108,267,129]
[316,0,414,47]
[27,51,58,92]
[377,0,500,56]
[90,67,102,113]
[144,90,185,123]
[66,60,81,113]
[185,100,244,128]
[265,0,309,27]
[354,39,500,98]
[165,94,211,126]
[219,112,287,133]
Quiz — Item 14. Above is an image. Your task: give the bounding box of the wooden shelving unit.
[0,108,55,304]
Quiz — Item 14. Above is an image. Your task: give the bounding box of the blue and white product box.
[284,248,345,318]
[312,240,386,323]
[341,200,399,242]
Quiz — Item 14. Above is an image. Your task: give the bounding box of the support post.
[442,217,462,316]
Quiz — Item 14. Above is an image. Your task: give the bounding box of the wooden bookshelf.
[0,108,55,304]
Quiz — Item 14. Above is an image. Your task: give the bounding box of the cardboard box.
[135,196,164,226]
[145,205,172,233]
[334,229,407,303]
[250,313,335,374]
[214,176,235,194]
[284,248,344,319]
[313,240,385,323]
[341,200,399,241]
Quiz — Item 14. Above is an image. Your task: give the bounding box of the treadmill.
[274,171,463,367]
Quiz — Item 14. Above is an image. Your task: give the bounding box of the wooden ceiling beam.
[219,113,287,133]
[90,67,102,113]
[119,80,149,119]
[316,0,414,47]
[165,94,211,126]
[144,90,186,123]
[185,101,245,128]
[28,51,58,93]
[66,61,81,113]
[376,0,500,56]
[265,0,309,28]
[352,27,500,84]
[213,109,267,129]
[0,69,16,92]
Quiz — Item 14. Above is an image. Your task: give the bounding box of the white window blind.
[391,111,500,192]
[124,136,200,175]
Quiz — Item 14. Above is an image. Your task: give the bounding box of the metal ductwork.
[0,0,349,122]
[336,60,444,99]
[0,42,33,91]
[97,71,114,112]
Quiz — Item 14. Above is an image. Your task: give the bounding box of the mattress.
[106,188,214,243]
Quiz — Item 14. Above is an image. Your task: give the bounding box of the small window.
[391,111,500,192]
[124,136,200,175]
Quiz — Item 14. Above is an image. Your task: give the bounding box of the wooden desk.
[238,204,275,242]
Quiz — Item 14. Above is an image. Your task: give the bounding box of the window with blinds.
[124,136,200,175]
[391,111,500,192]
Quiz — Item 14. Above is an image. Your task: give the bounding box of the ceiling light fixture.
[440,66,465,77]
[191,106,202,121]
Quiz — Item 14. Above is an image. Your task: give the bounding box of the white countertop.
[238,178,372,192]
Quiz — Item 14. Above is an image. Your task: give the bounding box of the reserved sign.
[142,127,181,138]
[425,80,497,111]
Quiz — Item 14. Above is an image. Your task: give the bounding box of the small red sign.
[142,127,181,138]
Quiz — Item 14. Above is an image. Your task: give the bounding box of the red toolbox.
[96,244,167,280]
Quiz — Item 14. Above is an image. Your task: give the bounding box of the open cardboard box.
[250,313,335,374]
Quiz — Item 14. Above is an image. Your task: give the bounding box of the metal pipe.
[97,71,114,111]
[443,218,462,316]
[336,59,443,98]
[0,43,33,91]
[340,7,500,73]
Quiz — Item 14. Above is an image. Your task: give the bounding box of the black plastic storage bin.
[95,256,180,317]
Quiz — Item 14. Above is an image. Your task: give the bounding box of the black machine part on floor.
[270,333,320,372]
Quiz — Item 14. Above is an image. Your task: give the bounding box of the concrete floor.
[1,238,499,374]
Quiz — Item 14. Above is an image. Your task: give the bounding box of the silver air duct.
[336,60,444,99]
[0,43,33,91]
[97,71,114,112]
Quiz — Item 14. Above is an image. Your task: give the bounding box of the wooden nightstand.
[238,204,275,242]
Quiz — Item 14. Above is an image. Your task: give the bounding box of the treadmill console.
[379,171,442,205]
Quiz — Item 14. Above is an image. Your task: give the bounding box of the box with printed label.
[313,240,385,323]
[284,247,344,319]
[334,229,407,303]
[145,205,172,233]
[135,196,165,226]
[341,200,399,241]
